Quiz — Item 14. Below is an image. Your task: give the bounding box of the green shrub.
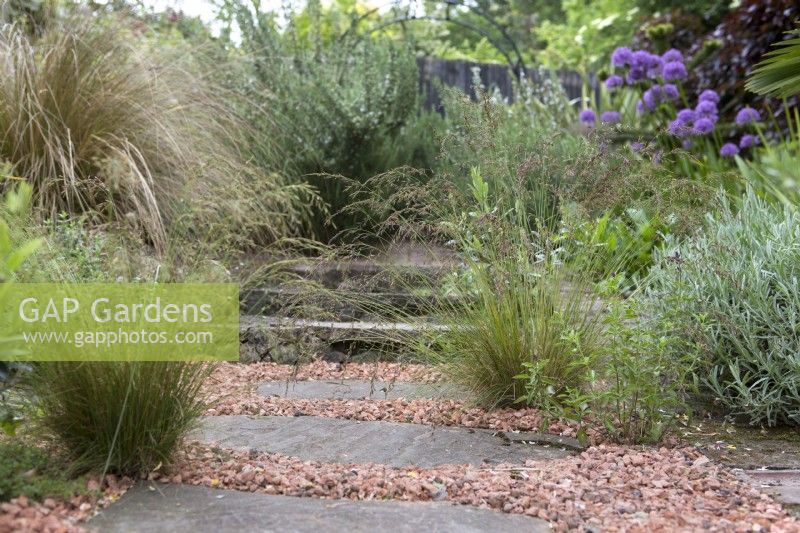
[26,361,210,476]
[0,441,88,502]
[0,17,314,254]
[646,190,800,427]
[232,2,419,238]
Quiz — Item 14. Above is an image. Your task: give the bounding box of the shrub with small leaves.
[646,190,800,427]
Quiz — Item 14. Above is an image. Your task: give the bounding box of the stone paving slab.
[257,379,461,400]
[89,483,548,533]
[745,470,800,505]
[193,415,571,467]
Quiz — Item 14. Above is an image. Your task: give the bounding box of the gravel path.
[161,442,799,531]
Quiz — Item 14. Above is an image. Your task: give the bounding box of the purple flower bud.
[676,108,696,124]
[698,90,720,104]
[720,143,739,157]
[739,134,758,148]
[693,117,715,135]
[611,47,633,67]
[735,107,761,126]
[682,139,693,150]
[662,49,683,63]
[662,61,687,81]
[695,100,718,118]
[663,83,680,101]
[600,110,622,123]
[579,108,596,125]
[604,74,624,89]
[636,100,645,114]
[630,141,644,152]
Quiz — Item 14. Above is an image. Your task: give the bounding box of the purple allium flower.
[668,119,691,137]
[663,83,680,101]
[642,88,658,110]
[698,89,720,104]
[739,134,758,148]
[676,108,696,124]
[604,74,624,89]
[682,139,694,150]
[662,61,687,81]
[662,48,683,63]
[693,117,715,135]
[600,110,622,123]
[636,100,645,114]
[627,68,647,83]
[630,141,644,152]
[579,108,596,125]
[695,100,718,118]
[611,47,633,67]
[631,50,652,69]
[735,107,761,125]
[720,143,739,157]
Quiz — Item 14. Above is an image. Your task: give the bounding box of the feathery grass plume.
[0,17,316,255]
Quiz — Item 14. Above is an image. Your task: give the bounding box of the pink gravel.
[0,476,132,533]
[165,442,799,532]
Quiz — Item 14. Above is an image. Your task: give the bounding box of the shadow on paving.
[89,483,548,533]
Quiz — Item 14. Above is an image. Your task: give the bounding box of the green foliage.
[0,441,89,502]
[231,0,420,239]
[746,28,800,98]
[0,17,314,254]
[27,361,211,476]
[646,190,800,427]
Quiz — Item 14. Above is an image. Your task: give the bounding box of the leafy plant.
[646,190,800,427]
[746,28,800,99]
[0,441,89,502]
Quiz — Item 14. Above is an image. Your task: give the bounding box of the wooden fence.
[416,56,597,111]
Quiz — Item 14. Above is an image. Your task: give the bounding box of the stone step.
[192,415,572,468]
[89,483,548,532]
[257,379,461,401]
[284,261,450,291]
[240,287,450,320]
[239,315,445,364]
[744,470,800,515]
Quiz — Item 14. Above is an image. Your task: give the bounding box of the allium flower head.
[642,88,658,110]
[631,50,652,69]
[695,100,718,118]
[611,47,633,67]
[636,100,645,114]
[604,74,623,89]
[627,68,647,83]
[600,110,621,123]
[662,61,687,81]
[630,141,644,152]
[676,108,696,124]
[735,107,761,125]
[739,134,758,149]
[663,83,680,100]
[693,117,715,135]
[698,89,720,103]
[662,49,683,63]
[720,143,739,157]
[579,108,596,125]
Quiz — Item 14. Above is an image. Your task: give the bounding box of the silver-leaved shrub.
[646,190,800,427]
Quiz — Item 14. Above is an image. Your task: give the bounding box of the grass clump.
[646,190,800,427]
[26,362,210,476]
[0,17,314,254]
